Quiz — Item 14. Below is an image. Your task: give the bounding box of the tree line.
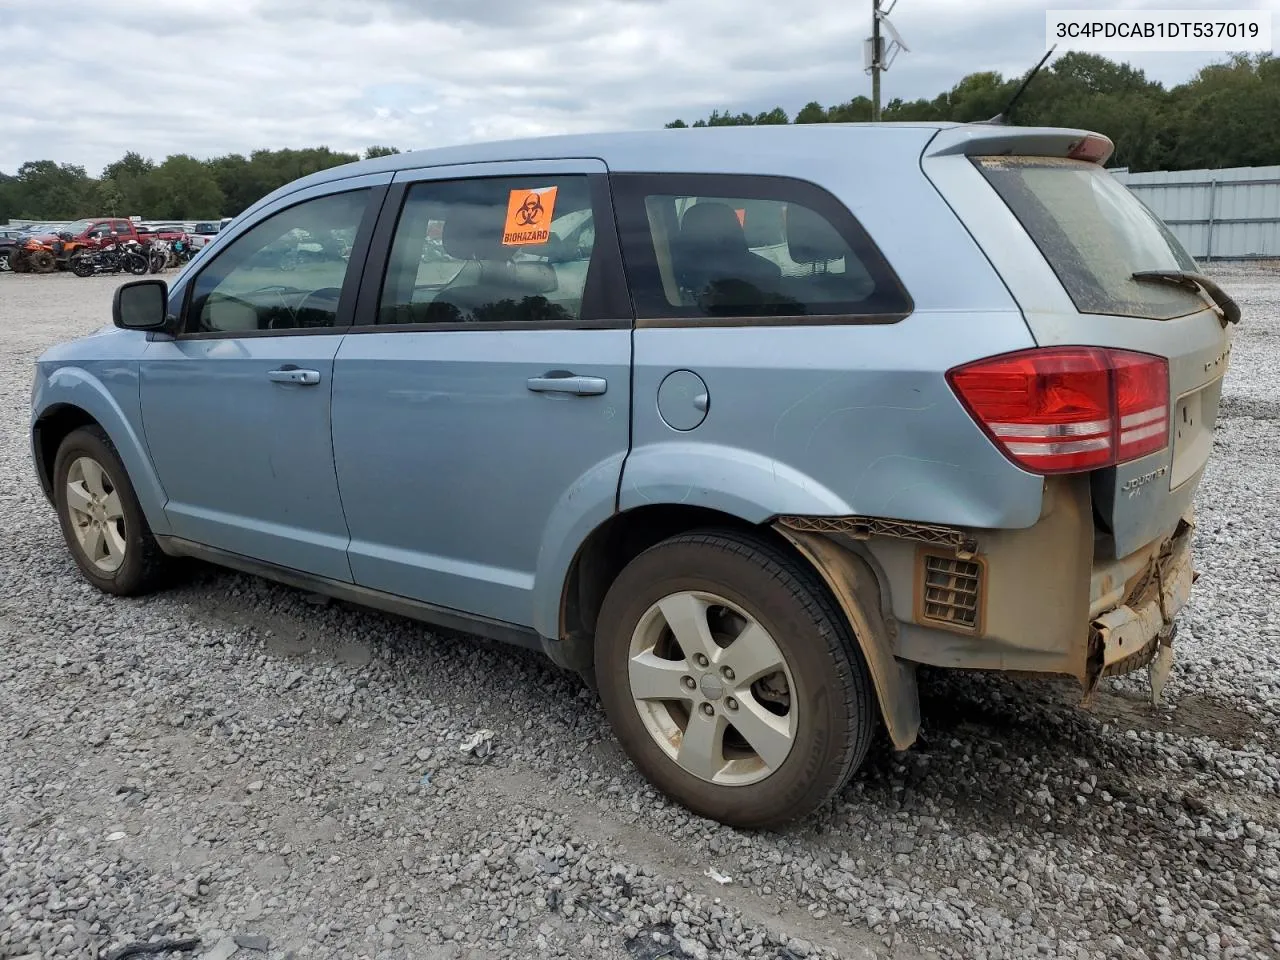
[0,146,401,225]
[3,52,1275,223]
[667,52,1279,174]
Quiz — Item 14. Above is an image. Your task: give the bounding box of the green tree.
[97,177,126,217]
[664,52,1280,173]
[8,161,97,219]
[364,145,401,159]
[795,101,828,124]
[100,151,157,215]
[1170,54,1280,169]
[148,155,225,219]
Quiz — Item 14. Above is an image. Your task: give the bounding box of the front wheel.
[71,254,95,278]
[123,252,149,276]
[595,529,877,830]
[53,426,170,595]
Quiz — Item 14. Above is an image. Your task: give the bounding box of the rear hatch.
[921,127,1237,558]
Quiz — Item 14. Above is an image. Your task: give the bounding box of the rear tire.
[53,426,170,596]
[70,254,95,278]
[595,529,876,829]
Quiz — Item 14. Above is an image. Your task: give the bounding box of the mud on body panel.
[776,476,1197,749]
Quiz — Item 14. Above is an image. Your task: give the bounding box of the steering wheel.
[293,287,343,327]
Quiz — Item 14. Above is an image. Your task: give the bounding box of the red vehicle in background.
[139,223,190,242]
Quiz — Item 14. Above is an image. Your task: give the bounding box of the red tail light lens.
[1112,351,1170,462]
[947,347,1169,475]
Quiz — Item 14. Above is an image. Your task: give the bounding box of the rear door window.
[974,156,1204,320]
[377,174,603,326]
[611,173,911,322]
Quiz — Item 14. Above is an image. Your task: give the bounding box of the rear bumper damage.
[1087,513,1195,698]
[775,481,1198,751]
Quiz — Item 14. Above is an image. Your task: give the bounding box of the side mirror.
[113,278,170,331]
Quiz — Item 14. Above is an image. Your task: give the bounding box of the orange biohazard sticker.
[503,186,559,245]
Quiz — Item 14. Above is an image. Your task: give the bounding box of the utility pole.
[871,0,882,121]
[866,0,907,122]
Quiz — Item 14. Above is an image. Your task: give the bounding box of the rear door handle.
[268,367,321,385]
[526,374,607,396]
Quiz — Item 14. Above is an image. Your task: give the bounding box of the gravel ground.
[0,266,1277,960]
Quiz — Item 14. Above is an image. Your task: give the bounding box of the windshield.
[975,156,1203,321]
[59,219,94,234]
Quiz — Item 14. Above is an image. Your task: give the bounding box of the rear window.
[611,173,911,323]
[975,157,1203,321]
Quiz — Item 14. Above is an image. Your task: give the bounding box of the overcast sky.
[2,0,1276,175]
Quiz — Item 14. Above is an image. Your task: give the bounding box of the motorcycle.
[169,236,194,266]
[146,239,171,274]
[70,240,150,278]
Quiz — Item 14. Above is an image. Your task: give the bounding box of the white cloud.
[0,0,1274,174]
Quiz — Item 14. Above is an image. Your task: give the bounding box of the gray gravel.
[1,266,1278,960]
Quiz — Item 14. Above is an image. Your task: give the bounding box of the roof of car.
[229,121,1101,231]
[272,123,966,192]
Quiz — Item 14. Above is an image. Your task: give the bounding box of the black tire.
[123,252,150,276]
[52,426,170,596]
[595,529,877,830]
[30,250,56,273]
[71,254,95,278]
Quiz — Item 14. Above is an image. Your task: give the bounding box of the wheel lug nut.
[699,703,715,717]
[694,654,709,668]
[721,667,735,681]
[725,697,738,711]
[681,676,696,691]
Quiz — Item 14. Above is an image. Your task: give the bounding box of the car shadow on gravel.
[839,666,1271,842]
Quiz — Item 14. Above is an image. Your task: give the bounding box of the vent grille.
[920,554,982,631]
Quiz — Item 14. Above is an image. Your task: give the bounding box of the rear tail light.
[947,347,1169,475]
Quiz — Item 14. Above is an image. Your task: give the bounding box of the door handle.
[526,374,607,396]
[268,367,321,385]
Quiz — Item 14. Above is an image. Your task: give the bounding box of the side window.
[612,173,911,321]
[378,175,596,326]
[89,224,111,239]
[114,221,132,235]
[186,189,370,335]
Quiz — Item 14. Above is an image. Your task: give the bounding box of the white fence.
[1112,164,1280,261]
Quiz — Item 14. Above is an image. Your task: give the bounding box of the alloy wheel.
[627,590,796,787]
[65,456,127,573]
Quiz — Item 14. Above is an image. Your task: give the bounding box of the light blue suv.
[30,124,1238,828]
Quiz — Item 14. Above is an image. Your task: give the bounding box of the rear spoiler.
[924,126,1114,165]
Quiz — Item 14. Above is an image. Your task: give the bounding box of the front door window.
[186,190,369,334]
